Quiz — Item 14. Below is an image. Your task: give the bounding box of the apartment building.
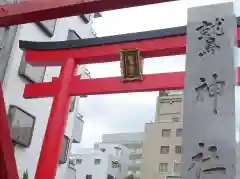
[0,12,101,178]
[69,143,129,179]
[102,133,144,179]
[141,91,183,179]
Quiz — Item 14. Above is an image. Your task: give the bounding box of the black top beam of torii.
[19,17,240,51]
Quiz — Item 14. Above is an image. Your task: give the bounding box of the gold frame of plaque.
[120,48,143,82]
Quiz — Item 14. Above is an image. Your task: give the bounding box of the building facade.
[141,91,183,179]
[102,133,144,179]
[1,13,101,178]
[237,142,240,178]
[69,143,129,179]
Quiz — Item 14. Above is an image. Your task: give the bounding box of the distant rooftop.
[102,132,144,144]
[159,90,183,96]
[70,148,103,156]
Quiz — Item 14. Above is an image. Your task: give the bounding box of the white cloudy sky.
[73,0,240,151]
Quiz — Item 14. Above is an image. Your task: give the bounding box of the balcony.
[128,160,141,171]
[72,113,84,143]
[79,67,91,98]
[66,160,76,179]
[124,142,143,150]
[129,149,142,160]
[112,160,121,169]
[129,170,140,179]
[94,12,103,18]
[77,66,91,79]
[134,173,140,179]
[92,28,97,37]
[83,68,91,79]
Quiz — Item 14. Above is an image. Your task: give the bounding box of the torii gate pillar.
[35,58,76,179]
[181,2,236,179]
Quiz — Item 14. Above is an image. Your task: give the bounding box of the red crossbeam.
[24,68,240,98]
[25,28,240,66]
[0,0,176,26]
[24,72,184,98]
[25,36,186,66]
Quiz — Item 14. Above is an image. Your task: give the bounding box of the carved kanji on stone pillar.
[195,73,225,114]
[181,3,236,179]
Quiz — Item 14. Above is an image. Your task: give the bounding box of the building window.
[159,163,168,172]
[19,53,46,83]
[80,68,91,79]
[115,146,122,156]
[160,146,170,154]
[76,159,82,164]
[94,159,101,165]
[174,162,180,173]
[69,96,76,112]
[36,19,57,37]
[59,135,70,164]
[112,160,120,168]
[80,14,91,23]
[8,105,36,148]
[86,175,92,179]
[162,129,171,137]
[175,146,182,154]
[94,12,102,18]
[68,29,81,40]
[0,24,18,82]
[176,128,183,137]
[107,174,114,179]
[136,170,140,175]
[76,113,83,120]
[119,163,122,172]
[100,148,106,152]
[68,159,76,171]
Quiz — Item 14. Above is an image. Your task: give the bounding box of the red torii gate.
[0,1,240,179]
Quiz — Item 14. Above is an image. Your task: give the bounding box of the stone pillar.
[181,2,236,179]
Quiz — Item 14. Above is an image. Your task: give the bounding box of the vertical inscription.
[181,3,236,179]
[196,18,225,57]
[195,73,225,114]
[188,143,226,179]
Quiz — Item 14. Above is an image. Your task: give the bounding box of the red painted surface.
[25,29,240,66]
[0,83,19,179]
[34,59,76,179]
[0,1,237,179]
[24,68,240,98]
[0,0,176,26]
[237,28,240,43]
[24,72,184,98]
[25,36,186,66]
[237,67,240,85]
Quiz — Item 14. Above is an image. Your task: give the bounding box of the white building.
[70,143,129,179]
[102,133,144,179]
[1,13,101,178]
